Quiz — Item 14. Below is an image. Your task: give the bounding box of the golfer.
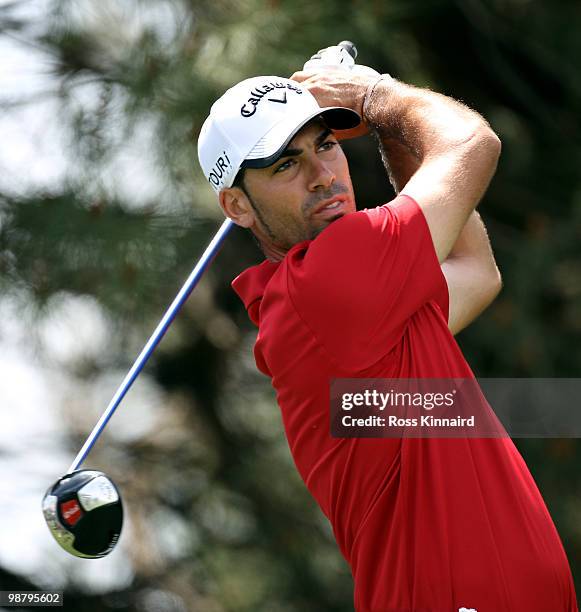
[198,68,578,611]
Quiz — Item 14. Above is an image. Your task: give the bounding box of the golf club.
[42,40,361,559]
[68,217,233,474]
[43,217,233,557]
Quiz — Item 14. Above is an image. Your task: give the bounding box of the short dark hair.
[232,167,246,191]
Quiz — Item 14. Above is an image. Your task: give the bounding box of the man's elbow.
[484,126,502,159]
[485,265,503,302]
[468,125,502,168]
[457,126,501,209]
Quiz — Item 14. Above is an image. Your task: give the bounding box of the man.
[197,70,577,611]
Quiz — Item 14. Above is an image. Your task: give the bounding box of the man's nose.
[307,156,335,191]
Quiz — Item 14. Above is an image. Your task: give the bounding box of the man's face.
[234,120,356,254]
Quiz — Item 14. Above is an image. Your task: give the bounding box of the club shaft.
[68,218,234,473]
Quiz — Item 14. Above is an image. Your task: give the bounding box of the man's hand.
[291,69,375,140]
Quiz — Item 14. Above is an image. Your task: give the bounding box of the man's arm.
[440,212,502,334]
[368,108,502,335]
[290,71,502,333]
[290,72,501,262]
[365,78,501,263]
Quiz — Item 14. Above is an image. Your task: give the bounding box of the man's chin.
[327,211,348,223]
[309,213,347,240]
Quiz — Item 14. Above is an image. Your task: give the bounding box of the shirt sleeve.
[289,194,449,371]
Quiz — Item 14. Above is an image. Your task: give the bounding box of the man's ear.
[219,187,255,228]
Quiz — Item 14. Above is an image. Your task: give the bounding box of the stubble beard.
[245,182,351,253]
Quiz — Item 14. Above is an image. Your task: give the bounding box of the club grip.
[338,41,357,60]
[303,42,356,71]
[302,41,380,77]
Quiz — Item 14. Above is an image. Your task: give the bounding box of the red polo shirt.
[232,195,577,611]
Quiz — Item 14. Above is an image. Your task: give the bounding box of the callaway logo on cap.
[197,76,360,193]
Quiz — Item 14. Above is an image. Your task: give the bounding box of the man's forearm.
[441,210,502,334]
[363,78,495,163]
[376,135,421,194]
[363,77,500,262]
[445,210,499,270]
[291,69,501,261]
[380,130,499,273]
[372,91,502,333]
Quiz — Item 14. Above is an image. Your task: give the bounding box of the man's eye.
[274,159,295,173]
[319,141,338,152]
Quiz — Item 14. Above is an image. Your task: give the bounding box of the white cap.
[197,76,360,193]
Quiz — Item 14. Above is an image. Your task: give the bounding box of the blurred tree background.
[0,0,580,610]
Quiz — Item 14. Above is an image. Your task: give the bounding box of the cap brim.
[241,106,360,170]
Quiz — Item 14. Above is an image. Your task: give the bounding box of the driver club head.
[42,470,123,559]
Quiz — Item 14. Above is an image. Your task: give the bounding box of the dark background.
[0,0,580,610]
